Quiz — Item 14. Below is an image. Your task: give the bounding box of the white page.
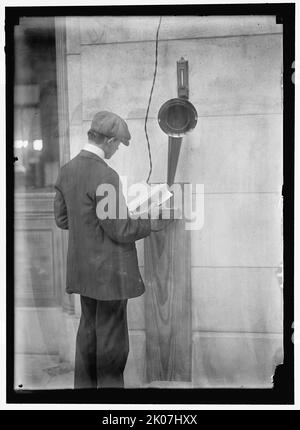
[128,182,172,214]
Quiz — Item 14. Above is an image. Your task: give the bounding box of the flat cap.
[89,111,131,146]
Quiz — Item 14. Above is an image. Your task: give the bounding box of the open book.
[127,182,173,216]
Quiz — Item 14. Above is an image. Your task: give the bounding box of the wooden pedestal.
[144,217,191,382]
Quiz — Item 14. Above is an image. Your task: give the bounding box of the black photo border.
[6,2,295,405]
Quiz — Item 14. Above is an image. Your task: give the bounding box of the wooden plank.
[144,217,191,381]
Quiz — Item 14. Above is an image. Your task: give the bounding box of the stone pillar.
[55,17,77,367]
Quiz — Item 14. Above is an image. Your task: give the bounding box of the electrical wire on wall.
[144,16,162,184]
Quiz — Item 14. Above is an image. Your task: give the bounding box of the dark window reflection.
[14,17,59,192]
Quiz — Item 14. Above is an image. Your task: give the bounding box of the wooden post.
[144,184,191,382]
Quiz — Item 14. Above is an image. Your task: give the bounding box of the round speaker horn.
[158,98,198,137]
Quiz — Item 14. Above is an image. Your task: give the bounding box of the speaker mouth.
[158,98,198,137]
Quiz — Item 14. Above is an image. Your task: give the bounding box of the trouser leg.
[96,299,129,388]
[74,296,97,389]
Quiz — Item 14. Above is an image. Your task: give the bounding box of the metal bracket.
[177,57,189,99]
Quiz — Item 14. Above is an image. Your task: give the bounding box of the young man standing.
[54,111,172,388]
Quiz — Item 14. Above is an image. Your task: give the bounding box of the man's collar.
[82,143,105,160]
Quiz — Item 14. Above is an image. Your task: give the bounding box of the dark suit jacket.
[54,149,151,300]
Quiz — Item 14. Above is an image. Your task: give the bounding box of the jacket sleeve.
[95,170,151,244]
[54,173,69,230]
